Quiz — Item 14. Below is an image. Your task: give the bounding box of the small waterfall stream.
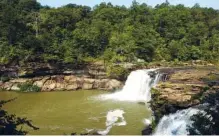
[154,104,208,135]
[154,108,200,135]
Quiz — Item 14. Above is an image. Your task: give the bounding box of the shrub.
[135,62,148,69]
[0,76,10,82]
[18,83,41,92]
[106,65,129,81]
[0,87,5,92]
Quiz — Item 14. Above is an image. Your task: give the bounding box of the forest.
[1,0,219,66]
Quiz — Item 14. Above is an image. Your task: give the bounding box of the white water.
[100,69,161,102]
[154,107,202,135]
[98,109,127,135]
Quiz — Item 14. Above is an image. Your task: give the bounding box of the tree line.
[1,0,219,66]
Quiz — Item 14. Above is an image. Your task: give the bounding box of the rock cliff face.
[1,75,123,91]
[152,66,219,123]
[0,62,123,91]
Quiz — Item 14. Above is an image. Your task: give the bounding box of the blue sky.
[37,0,219,9]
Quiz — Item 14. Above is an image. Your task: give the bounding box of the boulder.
[64,75,77,82]
[42,80,56,91]
[76,77,84,88]
[82,83,93,90]
[106,79,123,90]
[55,82,66,91]
[66,84,78,90]
[93,79,108,89]
[93,79,101,89]
[3,82,13,90]
[33,77,50,88]
[51,75,64,83]
[181,95,192,102]
[11,84,20,91]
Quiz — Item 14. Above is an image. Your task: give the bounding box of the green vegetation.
[18,83,41,92]
[0,0,219,66]
[106,65,129,80]
[0,76,10,82]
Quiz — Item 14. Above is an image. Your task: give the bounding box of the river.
[0,90,151,135]
[0,69,162,135]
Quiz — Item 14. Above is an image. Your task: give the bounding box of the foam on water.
[98,109,126,135]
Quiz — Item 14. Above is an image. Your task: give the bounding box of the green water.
[0,90,151,135]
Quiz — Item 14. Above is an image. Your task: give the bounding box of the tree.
[0,98,39,135]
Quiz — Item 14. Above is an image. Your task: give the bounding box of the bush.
[0,87,5,91]
[0,76,10,82]
[135,62,149,68]
[18,83,41,92]
[106,65,129,81]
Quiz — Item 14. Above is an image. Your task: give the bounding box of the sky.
[37,0,219,10]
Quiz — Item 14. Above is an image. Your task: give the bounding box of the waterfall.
[101,69,161,102]
[95,69,161,135]
[154,104,208,135]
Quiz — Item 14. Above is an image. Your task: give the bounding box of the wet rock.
[142,125,152,135]
[165,104,177,114]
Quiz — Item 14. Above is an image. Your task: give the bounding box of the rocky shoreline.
[149,67,219,131]
[0,62,125,92]
[0,75,123,92]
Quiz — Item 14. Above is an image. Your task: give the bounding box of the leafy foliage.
[18,83,41,92]
[1,0,219,65]
[106,65,129,80]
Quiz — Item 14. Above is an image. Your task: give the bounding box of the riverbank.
[0,61,126,92]
[0,60,217,92]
